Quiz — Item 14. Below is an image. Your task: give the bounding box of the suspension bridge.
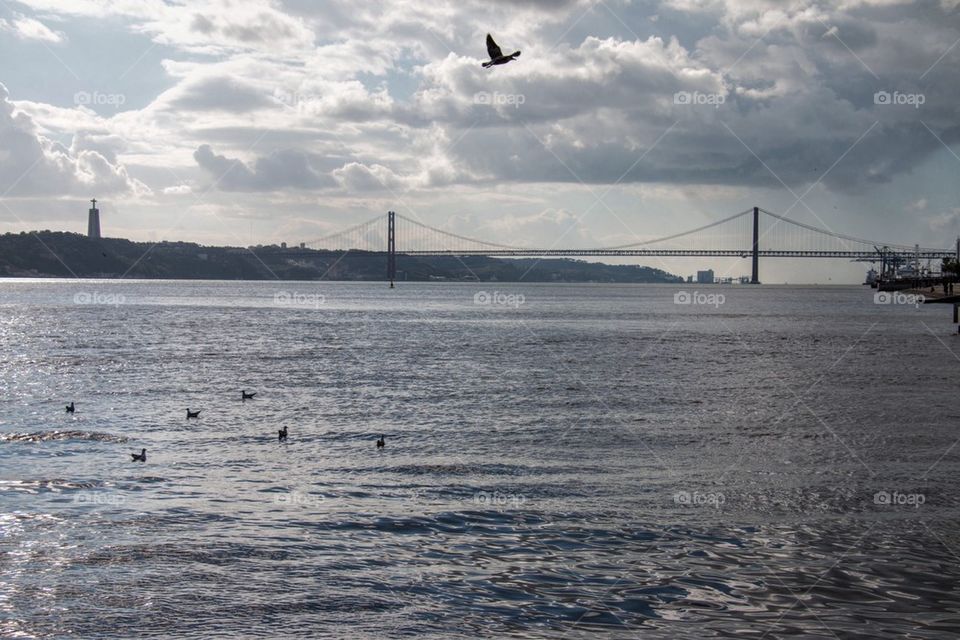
[289,207,958,285]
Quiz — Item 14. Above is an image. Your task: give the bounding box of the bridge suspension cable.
[393,213,529,252]
[601,209,755,250]
[759,208,940,253]
[302,214,384,252]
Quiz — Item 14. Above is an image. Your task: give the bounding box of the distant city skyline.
[1,1,959,283]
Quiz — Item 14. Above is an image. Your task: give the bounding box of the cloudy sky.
[0,0,958,282]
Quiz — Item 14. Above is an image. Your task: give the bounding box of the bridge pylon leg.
[387,211,396,288]
[751,206,760,284]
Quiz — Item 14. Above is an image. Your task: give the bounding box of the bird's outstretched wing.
[486,34,503,60]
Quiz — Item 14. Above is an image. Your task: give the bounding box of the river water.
[1,280,958,638]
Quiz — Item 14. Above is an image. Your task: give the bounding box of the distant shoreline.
[0,230,684,284]
[0,277,864,287]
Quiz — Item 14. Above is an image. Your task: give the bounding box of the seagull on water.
[131,448,146,462]
[278,426,288,443]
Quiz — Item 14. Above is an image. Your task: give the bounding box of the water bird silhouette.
[376,435,385,448]
[482,34,521,68]
[241,390,256,401]
[65,402,75,413]
[278,426,288,443]
[131,448,146,462]
[186,409,201,419]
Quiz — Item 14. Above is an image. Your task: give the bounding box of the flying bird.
[483,34,521,68]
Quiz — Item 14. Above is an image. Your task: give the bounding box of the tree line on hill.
[0,231,683,283]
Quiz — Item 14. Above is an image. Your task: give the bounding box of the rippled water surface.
[2,280,959,639]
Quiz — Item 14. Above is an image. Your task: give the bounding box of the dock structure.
[904,286,960,333]
[930,296,960,334]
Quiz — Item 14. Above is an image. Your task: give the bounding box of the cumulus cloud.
[193,144,337,191]
[165,75,276,113]
[16,0,315,53]
[332,162,406,192]
[0,83,149,197]
[0,15,64,43]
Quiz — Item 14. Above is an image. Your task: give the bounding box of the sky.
[0,0,958,283]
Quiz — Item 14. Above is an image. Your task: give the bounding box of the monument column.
[87,198,100,239]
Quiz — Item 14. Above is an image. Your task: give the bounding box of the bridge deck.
[267,248,954,259]
[396,250,955,259]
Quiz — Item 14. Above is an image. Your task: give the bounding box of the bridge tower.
[387,211,396,288]
[750,206,760,284]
